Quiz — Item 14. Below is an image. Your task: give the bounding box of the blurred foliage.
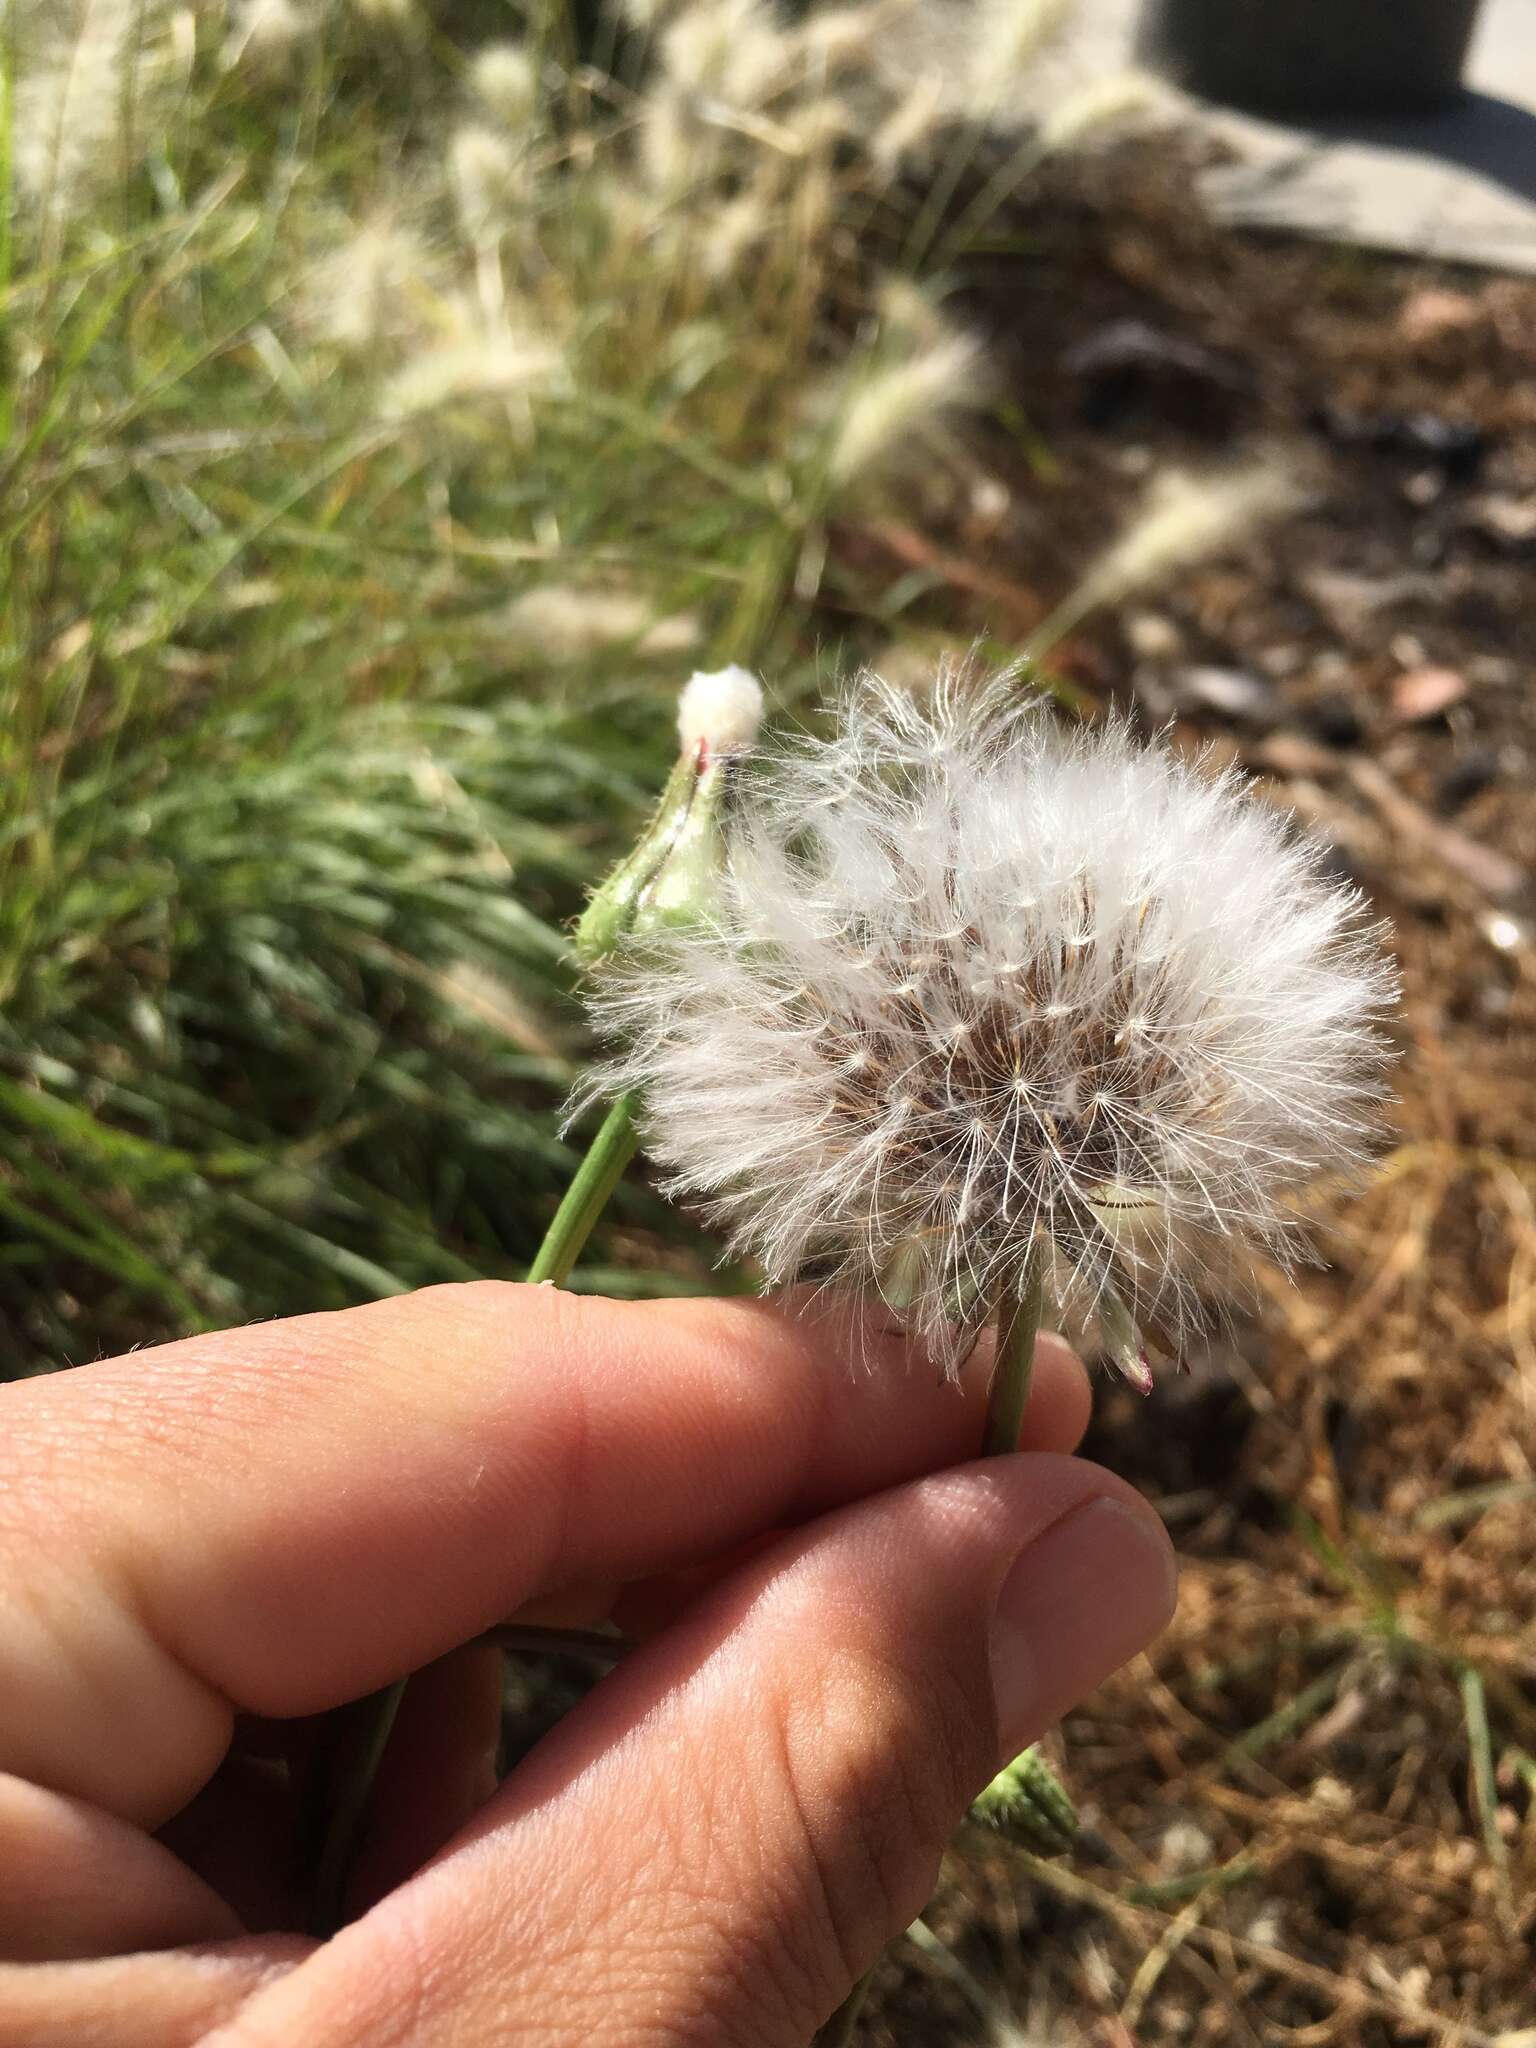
[3,0,1112,1365]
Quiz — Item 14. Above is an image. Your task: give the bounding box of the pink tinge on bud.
[1121,1349,1155,1397]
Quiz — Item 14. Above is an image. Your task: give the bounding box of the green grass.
[2,0,1099,1368]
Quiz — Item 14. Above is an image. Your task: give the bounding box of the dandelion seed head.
[583,669,1396,1379]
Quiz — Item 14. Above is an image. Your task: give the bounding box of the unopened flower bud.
[970,1745,1079,1854]
[575,668,763,963]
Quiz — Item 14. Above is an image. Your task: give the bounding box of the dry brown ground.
[841,144,1536,2048]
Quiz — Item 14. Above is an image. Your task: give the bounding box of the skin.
[0,1281,1177,2045]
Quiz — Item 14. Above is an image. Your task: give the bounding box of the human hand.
[0,1282,1175,2045]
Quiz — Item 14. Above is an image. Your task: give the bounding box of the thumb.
[211,1454,1175,2048]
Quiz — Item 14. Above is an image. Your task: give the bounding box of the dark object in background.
[1436,745,1499,812]
[1307,692,1367,749]
[1312,403,1488,483]
[1136,0,1484,117]
[1062,318,1249,434]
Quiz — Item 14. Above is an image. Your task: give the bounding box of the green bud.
[575,667,763,963]
[969,1744,1079,1855]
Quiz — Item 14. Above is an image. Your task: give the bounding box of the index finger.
[0,1282,1089,1823]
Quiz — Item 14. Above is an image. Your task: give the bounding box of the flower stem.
[308,1677,406,1936]
[982,1244,1044,1459]
[817,1968,875,2048]
[525,1091,641,1286]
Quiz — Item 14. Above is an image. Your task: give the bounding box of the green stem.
[981,1244,1044,1458]
[816,1968,875,2048]
[309,1678,406,1936]
[526,1092,641,1286]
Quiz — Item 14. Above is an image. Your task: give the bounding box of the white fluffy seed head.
[1067,460,1301,622]
[470,43,539,128]
[676,666,765,758]
[1035,68,1170,151]
[449,123,526,241]
[15,0,159,212]
[659,0,790,108]
[225,0,314,69]
[382,324,562,416]
[581,669,1397,1379]
[304,215,434,350]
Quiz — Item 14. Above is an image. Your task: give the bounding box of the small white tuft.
[500,587,701,660]
[676,667,765,757]
[470,43,539,128]
[225,0,315,70]
[449,123,526,242]
[15,0,157,212]
[1036,68,1171,152]
[382,322,562,416]
[965,0,1073,113]
[304,215,435,351]
[581,669,1397,1381]
[658,0,791,109]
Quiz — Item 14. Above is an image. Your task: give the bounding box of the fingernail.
[988,1495,1177,1759]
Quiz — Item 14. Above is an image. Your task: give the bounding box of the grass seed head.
[450,123,527,242]
[15,0,161,211]
[470,43,540,128]
[225,0,315,72]
[382,322,562,415]
[825,329,988,485]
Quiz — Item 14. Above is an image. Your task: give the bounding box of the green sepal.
[969,1744,1079,1855]
[574,748,733,962]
